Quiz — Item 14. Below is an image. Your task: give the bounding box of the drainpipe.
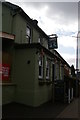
[11,8,21,34]
[11,10,17,34]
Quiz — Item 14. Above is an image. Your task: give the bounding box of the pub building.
[0,1,78,107]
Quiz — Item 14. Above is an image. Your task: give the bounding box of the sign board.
[0,64,10,80]
[48,37,58,49]
[0,32,15,40]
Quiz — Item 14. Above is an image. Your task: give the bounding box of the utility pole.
[72,31,80,97]
[72,31,80,74]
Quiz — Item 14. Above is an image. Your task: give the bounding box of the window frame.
[38,55,43,79]
[26,25,31,43]
[46,59,50,79]
[38,35,43,45]
[38,38,41,43]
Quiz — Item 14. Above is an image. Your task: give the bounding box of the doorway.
[52,64,55,102]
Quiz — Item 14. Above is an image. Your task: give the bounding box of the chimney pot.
[33,19,38,25]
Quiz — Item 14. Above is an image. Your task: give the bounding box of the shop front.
[2,32,14,82]
[0,32,16,104]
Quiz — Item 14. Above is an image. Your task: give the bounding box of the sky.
[5,0,79,68]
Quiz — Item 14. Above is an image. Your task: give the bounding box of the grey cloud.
[7,1,78,25]
[22,2,78,25]
[47,2,78,22]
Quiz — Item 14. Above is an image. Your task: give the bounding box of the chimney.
[33,19,38,25]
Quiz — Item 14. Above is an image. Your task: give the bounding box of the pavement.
[2,98,80,119]
[57,98,79,118]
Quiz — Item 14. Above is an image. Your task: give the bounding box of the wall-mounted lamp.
[27,60,30,64]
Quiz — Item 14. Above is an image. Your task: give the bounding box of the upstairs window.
[38,36,43,45]
[38,38,41,43]
[39,55,43,79]
[26,26,31,43]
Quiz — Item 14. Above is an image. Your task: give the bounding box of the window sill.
[45,81,52,85]
[38,77,43,80]
[39,81,52,85]
[46,78,50,80]
[39,80,45,85]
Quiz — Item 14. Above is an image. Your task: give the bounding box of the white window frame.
[38,38,41,43]
[39,55,43,79]
[46,59,50,79]
[38,36,43,45]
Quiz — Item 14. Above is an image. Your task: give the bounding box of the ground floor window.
[2,51,11,82]
[39,55,43,79]
[46,59,50,79]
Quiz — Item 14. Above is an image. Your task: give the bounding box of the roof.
[2,1,49,40]
[2,1,19,10]
[54,50,71,68]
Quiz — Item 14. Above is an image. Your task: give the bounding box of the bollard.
[68,88,70,104]
[71,88,73,100]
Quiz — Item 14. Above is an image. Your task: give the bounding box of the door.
[52,64,55,102]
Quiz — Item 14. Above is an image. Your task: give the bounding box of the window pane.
[38,38,40,43]
[39,66,41,76]
[26,27,30,37]
[46,59,50,79]
[39,55,43,78]
[26,26,31,43]
[46,68,48,76]
[39,60,41,66]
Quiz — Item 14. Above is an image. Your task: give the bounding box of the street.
[2,98,80,119]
